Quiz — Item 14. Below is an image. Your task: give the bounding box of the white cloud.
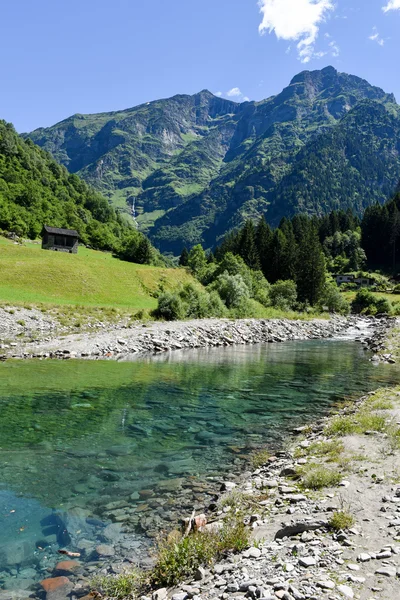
[243,96,250,102]
[227,87,242,97]
[215,91,223,97]
[383,0,400,12]
[328,39,340,56]
[258,0,335,63]
[369,27,385,46]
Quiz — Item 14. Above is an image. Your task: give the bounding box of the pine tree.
[296,226,326,306]
[255,216,272,277]
[268,229,288,283]
[179,247,189,266]
[238,220,260,270]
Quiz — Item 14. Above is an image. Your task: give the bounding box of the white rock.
[375,566,397,577]
[357,553,371,562]
[317,580,335,590]
[337,584,354,598]
[347,564,360,571]
[245,547,261,559]
[298,556,316,567]
[152,589,167,600]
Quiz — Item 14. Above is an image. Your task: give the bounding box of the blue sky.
[1,0,399,132]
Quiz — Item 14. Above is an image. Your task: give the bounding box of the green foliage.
[352,289,392,315]
[155,292,186,321]
[296,227,327,306]
[329,511,355,531]
[115,231,154,264]
[188,244,207,276]
[319,282,350,314]
[0,120,133,251]
[269,280,297,311]
[92,570,143,600]
[179,247,189,266]
[154,283,228,321]
[151,521,250,587]
[299,465,343,490]
[211,272,250,309]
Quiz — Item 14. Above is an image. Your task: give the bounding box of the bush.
[211,272,250,308]
[269,280,297,310]
[393,284,400,295]
[351,289,392,315]
[329,511,355,531]
[319,283,350,314]
[299,465,342,490]
[151,521,249,587]
[155,293,186,321]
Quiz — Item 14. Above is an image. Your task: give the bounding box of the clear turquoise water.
[0,339,399,595]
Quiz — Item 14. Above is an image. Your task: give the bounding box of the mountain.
[27,66,400,253]
[0,120,130,249]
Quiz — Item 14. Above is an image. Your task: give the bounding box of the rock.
[375,566,397,577]
[298,556,317,567]
[40,576,73,599]
[194,566,207,581]
[357,553,371,562]
[376,550,392,559]
[54,560,80,574]
[337,585,354,598]
[171,593,188,600]
[152,589,167,600]
[220,481,236,492]
[317,580,335,590]
[275,520,328,540]
[95,544,115,557]
[263,479,279,488]
[244,547,261,558]
[102,522,123,542]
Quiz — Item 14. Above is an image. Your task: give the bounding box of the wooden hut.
[41,226,79,254]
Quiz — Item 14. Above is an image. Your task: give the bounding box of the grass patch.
[151,521,250,587]
[298,464,343,490]
[0,236,196,311]
[326,411,387,437]
[250,448,270,469]
[294,440,344,462]
[329,511,355,531]
[92,570,144,600]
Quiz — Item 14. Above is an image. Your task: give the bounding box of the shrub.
[151,521,249,587]
[319,283,350,314]
[211,272,250,308]
[393,284,400,295]
[329,511,355,531]
[91,570,143,600]
[351,289,392,315]
[155,293,186,321]
[269,280,297,310]
[299,466,342,490]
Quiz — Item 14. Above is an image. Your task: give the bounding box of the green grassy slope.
[0,237,196,310]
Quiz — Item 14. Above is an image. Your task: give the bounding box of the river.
[0,338,399,597]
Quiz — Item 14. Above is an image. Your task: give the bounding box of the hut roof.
[42,225,79,237]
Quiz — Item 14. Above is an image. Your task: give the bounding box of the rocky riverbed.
[0,313,392,361]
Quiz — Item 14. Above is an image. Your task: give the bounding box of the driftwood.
[274,520,328,540]
[183,510,196,538]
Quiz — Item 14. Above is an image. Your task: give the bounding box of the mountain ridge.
[26,66,400,253]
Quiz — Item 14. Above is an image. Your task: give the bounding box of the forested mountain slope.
[27,66,400,253]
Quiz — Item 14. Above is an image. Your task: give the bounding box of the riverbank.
[152,380,400,600]
[86,323,400,600]
[0,313,391,361]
